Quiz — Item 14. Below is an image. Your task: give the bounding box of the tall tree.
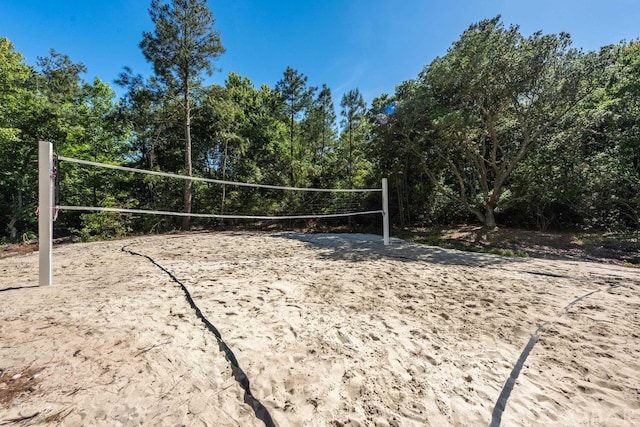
[140,0,225,229]
[340,88,366,187]
[0,38,32,146]
[193,83,246,218]
[275,66,315,186]
[578,40,640,230]
[36,49,87,104]
[299,84,337,186]
[116,68,170,170]
[313,84,336,177]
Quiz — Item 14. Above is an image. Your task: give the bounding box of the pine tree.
[140,0,225,229]
[340,88,366,188]
[275,66,315,186]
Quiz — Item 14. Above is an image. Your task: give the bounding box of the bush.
[76,211,131,241]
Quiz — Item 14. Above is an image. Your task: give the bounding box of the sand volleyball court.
[1,232,639,426]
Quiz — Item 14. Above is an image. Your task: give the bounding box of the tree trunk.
[290,108,295,186]
[92,148,98,206]
[7,218,17,240]
[396,178,405,228]
[220,138,228,226]
[348,122,353,231]
[484,205,496,228]
[182,87,193,230]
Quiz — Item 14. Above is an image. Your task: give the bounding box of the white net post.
[382,178,389,245]
[38,141,53,286]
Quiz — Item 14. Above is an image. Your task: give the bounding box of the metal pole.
[382,178,389,245]
[38,141,53,286]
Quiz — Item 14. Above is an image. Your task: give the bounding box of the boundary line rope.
[121,243,276,427]
[488,283,622,427]
[57,156,381,193]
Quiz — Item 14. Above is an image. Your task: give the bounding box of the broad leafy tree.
[507,40,639,231]
[192,82,246,219]
[577,41,640,229]
[609,41,640,228]
[0,38,38,239]
[421,16,614,227]
[0,39,129,240]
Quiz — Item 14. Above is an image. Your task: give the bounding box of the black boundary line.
[488,284,622,427]
[121,244,276,427]
[0,285,40,293]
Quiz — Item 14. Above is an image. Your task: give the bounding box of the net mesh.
[56,156,383,226]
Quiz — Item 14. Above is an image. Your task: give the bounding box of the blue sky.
[1,1,639,106]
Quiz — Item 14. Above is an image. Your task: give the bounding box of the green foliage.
[275,66,316,186]
[140,0,225,91]
[140,0,225,230]
[0,38,38,241]
[505,40,639,231]
[75,197,133,242]
[419,16,614,227]
[2,11,639,242]
[370,16,624,231]
[340,88,367,187]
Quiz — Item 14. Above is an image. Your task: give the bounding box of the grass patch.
[575,230,639,246]
[397,225,638,264]
[402,228,529,257]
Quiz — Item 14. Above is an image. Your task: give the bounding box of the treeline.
[1,10,638,242]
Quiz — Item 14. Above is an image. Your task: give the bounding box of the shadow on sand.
[275,232,529,268]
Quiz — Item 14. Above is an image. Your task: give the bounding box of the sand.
[0,231,638,426]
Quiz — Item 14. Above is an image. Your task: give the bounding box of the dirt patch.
[0,237,82,260]
[0,243,38,260]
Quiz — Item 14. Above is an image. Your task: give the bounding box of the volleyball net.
[55,156,383,220]
[37,141,390,285]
